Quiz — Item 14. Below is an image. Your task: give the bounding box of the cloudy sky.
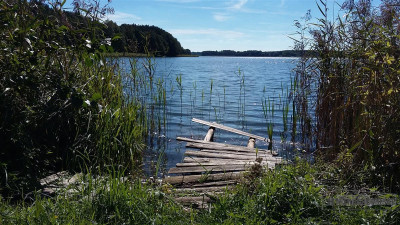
[65,0,380,52]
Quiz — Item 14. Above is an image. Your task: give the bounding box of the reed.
[292,0,400,191]
[262,97,275,150]
[236,68,246,126]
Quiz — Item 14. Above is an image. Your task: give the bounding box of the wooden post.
[247,137,255,148]
[204,127,215,142]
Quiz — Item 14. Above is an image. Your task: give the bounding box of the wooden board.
[192,180,237,187]
[185,150,270,160]
[198,150,283,162]
[199,149,280,159]
[177,137,278,156]
[183,157,258,163]
[174,185,233,193]
[192,118,269,142]
[176,161,267,167]
[168,164,252,174]
[186,142,268,153]
[175,196,213,204]
[163,172,242,184]
[169,163,275,174]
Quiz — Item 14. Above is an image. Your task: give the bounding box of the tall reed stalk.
[293,0,400,191]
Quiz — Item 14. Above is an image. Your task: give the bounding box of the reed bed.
[292,0,400,192]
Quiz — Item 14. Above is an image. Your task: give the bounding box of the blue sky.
[65,0,381,52]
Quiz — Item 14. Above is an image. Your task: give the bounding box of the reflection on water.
[119,56,299,177]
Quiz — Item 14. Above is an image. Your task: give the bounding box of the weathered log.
[204,127,215,142]
[247,137,256,148]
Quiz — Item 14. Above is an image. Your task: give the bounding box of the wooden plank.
[199,149,282,160]
[184,150,258,160]
[199,149,258,156]
[182,157,277,166]
[163,172,242,184]
[183,157,257,163]
[177,137,278,156]
[192,180,237,187]
[184,150,281,163]
[168,164,251,174]
[192,118,269,142]
[176,161,267,167]
[174,185,233,193]
[169,163,275,174]
[204,127,215,142]
[175,196,213,204]
[186,142,266,153]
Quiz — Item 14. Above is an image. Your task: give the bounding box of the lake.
[118,56,298,176]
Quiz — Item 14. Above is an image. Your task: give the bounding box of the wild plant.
[293,0,400,191]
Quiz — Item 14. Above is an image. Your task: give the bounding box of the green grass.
[0,177,192,225]
[1,161,399,224]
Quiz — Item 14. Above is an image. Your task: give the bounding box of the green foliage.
[104,20,190,56]
[197,160,323,224]
[0,176,191,225]
[1,162,399,224]
[293,0,400,192]
[0,0,145,198]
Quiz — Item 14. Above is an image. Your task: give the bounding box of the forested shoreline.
[103,20,191,56]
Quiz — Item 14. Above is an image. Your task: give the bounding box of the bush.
[199,160,324,224]
[0,0,144,198]
[293,0,400,192]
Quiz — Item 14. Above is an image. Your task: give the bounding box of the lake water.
[119,56,298,176]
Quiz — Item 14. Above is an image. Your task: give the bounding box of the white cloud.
[213,13,230,22]
[230,0,248,10]
[170,28,244,39]
[106,11,141,25]
[280,0,285,7]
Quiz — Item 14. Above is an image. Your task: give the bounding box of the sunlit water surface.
[118,56,299,176]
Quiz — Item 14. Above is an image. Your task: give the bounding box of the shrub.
[0,0,144,198]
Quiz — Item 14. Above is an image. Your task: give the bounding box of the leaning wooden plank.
[163,172,242,184]
[168,164,251,174]
[184,150,258,160]
[192,118,269,142]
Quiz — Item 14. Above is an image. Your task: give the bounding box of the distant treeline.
[103,21,191,56]
[29,3,190,57]
[194,50,313,57]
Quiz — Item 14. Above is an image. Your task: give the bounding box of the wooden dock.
[163,118,283,208]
